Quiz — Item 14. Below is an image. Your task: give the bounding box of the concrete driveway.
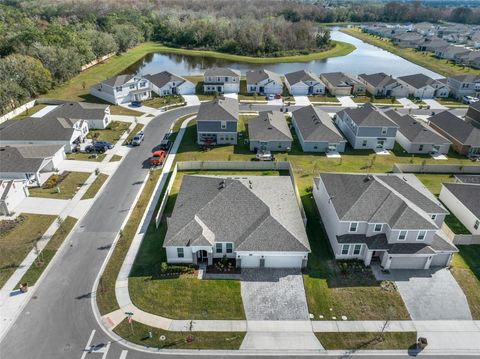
[240,269,309,320]
[392,268,472,320]
[336,96,358,108]
[423,98,448,110]
[397,97,419,109]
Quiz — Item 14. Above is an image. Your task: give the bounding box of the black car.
[160,139,171,150]
[85,142,109,153]
[131,101,142,107]
[95,141,114,149]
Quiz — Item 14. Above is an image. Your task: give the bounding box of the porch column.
[364,250,373,266]
[192,251,198,265]
[207,252,213,266]
[384,256,392,270]
[424,256,433,270]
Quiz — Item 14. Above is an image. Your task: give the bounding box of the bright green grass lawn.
[317,332,417,350]
[29,172,90,200]
[87,121,130,144]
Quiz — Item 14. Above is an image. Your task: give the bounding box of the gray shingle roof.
[321,72,360,87]
[292,105,345,143]
[358,73,397,88]
[449,74,480,83]
[338,104,399,127]
[196,98,238,123]
[397,73,441,89]
[248,111,292,142]
[285,70,322,86]
[443,183,480,218]
[144,71,186,89]
[318,173,443,230]
[0,145,64,172]
[204,67,241,78]
[46,102,108,120]
[337,233,389,250]
[429,111,480,146]
[385,110,450,145]
[102,74,134,87]
[455,175,480,184]
[246,69,281,85]
[466,101,480,123]
[0,117,82,141]
[164,175,310,252]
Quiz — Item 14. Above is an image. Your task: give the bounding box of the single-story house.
[313,172,457,270]
[90,74,151,104]
[46,102,111,129]
[247,111,292,152]
[284,70,325,96]
[0,145,65,187]
[397,74,449,99]
[435,45,470,61]
[196,97,238,145]
[291,105,346,153]
[163,175,310,268]
[447,74,480,99]
[357,73,408,98]
[440,182,480,235]
[335,104,398,150]
[144,71,195,96]
[416,37,449,52]
[0,179,29,216]
[245,69,283,96]
[392,32,424,48]
[428,111,480,157]
[466,101,480,124]
[0,117,88,153]
[385,110,451,154]
[203,68,241,94]
[320,72,366,96]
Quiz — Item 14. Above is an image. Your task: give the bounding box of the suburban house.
[203,67,241,94]
[460,51,480,69]
[440,182,480,235]
[416,37,449,52]
[247,111,292,152]
[466,101,480,123]
[392,32,424,48]
[397,74,450,99]
[284,70,326,96]
[0,179,29,216]
[320,72,366,96]
[46,102,111,129]
[0,117,88,153]
[335,104,398,150]
[428,111,480,157]
[0,145,65,187]
[434,45,470,61]
[196,97,239,145]
[144,71,195,96]
[163,175,310,268]
[447,75,480,99]
[291,105,346,153]
[384,110,451,154]
[357,73,408,98]
[90,74,151,104]
[313,173,457,270]
[245,69,283,96]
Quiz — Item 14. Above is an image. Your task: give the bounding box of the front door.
[197,250,208,263]
[376,140,385,149]
[432,145,440,154]
[217,86,222,92]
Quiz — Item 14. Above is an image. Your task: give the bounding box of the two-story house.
[357,73,408,98]
[90,75,151,104]
[245,69,283,96]
[144,71,195,96]
[196,97,239,145]
[397,74,449,99]
[203,68,241,94]
[447,74,480,99]
[313,173,457,270]
[335,104,398,150]
[284,70,325,96]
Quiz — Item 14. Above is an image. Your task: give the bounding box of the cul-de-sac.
[0,1,479,358]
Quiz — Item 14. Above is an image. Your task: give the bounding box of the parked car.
[254,150,274,161]
[149,150,166,166]
[160,139,171,150]
[463,96,479,104]
[131,131,144,146]
[267,94,275,100]
[131,101,143,107]
[85,143,109,153]
[95,141,114,149]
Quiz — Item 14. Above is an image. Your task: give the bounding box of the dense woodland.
[1,0,480,114]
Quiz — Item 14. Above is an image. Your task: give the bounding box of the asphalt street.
[0,104,469,359]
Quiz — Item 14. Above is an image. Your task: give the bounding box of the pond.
[125,30,442,79]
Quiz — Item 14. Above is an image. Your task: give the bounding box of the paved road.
[0,104,470,359]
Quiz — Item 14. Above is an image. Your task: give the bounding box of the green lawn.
[123,123,145,145]
[143,95,185,109]
[415,173,455,196]
[87,121,130,144]
[66,152,106,162]
[110,105,144,116]
[109,154,123,162]
[436,97,469,108]
[114,319,245,350]
[81,173,109,200]
[0,214,56,288]
[341,28,480,78]
[444,213,471,235]
[317,332,417,350]
[16,217,77,287]
[451,245,480,319]
[352,95,400,105]
[29,172,90,200]
[13,104,47,120]
[309,94,340,103]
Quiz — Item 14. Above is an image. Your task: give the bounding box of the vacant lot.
[0,214,56,288]
[29,172,90,200]
[87,121,130,144]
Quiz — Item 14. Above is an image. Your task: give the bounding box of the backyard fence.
[81,53,115,71]
[393,163,480,174]
[441,223,480,245]
[0,100,36,124]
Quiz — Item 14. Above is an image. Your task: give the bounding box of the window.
[353,244,361,255]
[419,144,424,151]
[116,86,122,92]
[129,84,135,89]
[341,244,350,255]
[226,243,233,253]
[381,127,387,135]
[417,231,426,241]
[362,140,367,147]
[398,230,407,241]
[431,214,437,221]
[349,222,358,232]
[221,121,227,129]
[374,223,382,232]
[177,248,184,258]
[474,220,479,230]
[216,243,222,253]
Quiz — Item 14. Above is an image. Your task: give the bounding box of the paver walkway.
[397,97,419,109]
[336,96,357,108]
[392,268,472,320]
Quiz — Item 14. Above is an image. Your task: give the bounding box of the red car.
[149,150,166,166]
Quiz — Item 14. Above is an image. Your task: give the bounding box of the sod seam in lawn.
[317,332,417,350]
[82,173,109,200]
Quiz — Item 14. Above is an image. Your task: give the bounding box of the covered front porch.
[191,246,213,266]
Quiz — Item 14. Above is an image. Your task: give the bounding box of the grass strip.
[82,173,109,200]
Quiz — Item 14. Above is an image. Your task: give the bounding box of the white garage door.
[240,255,260,268]
[264,256,303,268]
[430,253,451,267]
[390,256,427,270]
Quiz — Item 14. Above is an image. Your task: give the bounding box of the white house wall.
[440,186,480,235]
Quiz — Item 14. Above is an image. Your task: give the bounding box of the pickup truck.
[149,150,166,167]
[254,150,274,161]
